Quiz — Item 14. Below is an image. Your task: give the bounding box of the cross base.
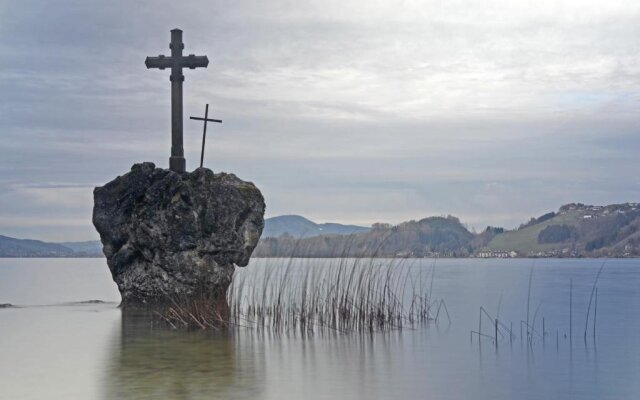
[170,156,186,173]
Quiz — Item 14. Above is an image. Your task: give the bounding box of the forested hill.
[254,216,475,257]
[483,203,640,257]
[254,203,640,258]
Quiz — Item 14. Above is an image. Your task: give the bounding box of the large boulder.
[92,162,265,306]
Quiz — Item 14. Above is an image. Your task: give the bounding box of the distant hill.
[0,235,74,257]
[484,203,640,257]
[3,205,640,258]
[254,215,474,257]
[255,204,640,258]
[262,215,370,238]
[59,241,103,256]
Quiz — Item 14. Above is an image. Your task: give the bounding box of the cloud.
[1,0,639,240]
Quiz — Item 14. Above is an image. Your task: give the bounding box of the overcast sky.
[1,0,639,241]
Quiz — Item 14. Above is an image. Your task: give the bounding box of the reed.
[569,278,573,345]
[584,261,606,341]
[526,267,533,343]
[593,288,598,339]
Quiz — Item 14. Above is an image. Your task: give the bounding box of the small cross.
[190,104,222,169]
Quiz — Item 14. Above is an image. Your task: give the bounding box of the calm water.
[1,258,639,400]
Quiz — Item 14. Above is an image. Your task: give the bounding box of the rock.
[71,300,107,304]
[92,162,265,306]
[0,303,13,308]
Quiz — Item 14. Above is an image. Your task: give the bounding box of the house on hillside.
[476,250,517,258]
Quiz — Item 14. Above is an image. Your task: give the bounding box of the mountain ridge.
[2,204,640,258]
[262,215,370,238]
[0,234,74,257]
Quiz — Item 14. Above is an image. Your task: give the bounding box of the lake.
[1,258,639,399]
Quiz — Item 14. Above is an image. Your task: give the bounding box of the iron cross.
[190,104,222,168]
[145,28,209,173]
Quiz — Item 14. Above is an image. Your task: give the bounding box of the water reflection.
[103,310,263,400]
[2,258,640,400]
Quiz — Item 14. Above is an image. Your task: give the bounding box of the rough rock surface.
[92,162,265,306]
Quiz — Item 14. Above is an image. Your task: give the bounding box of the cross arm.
[181,55,209,69]
[190,116,222,123]
[145,55,173,70]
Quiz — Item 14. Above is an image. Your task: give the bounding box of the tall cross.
[145,28,209,173]
[190,104,222,168]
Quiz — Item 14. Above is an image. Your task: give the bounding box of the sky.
[1,0,639,241]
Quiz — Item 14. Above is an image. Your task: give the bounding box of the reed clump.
[471,261,606,349]
[155,291,230,330]
[228,257,450,334]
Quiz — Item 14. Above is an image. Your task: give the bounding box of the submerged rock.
[69,300,108,305]
[92,162,265,306]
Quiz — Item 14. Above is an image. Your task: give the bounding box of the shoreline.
[1,255,639,260]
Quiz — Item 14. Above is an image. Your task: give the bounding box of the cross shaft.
[145,28,209,173]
